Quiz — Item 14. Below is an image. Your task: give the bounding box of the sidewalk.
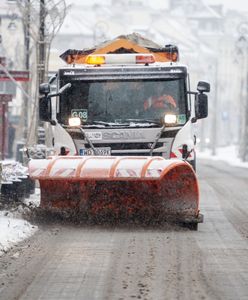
[197,145,248,169]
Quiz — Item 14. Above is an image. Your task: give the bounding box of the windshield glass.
[58,79,187,127]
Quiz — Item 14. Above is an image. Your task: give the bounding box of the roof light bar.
[85,55,105,65]
[85,54,155,65]
[136,55,155,64]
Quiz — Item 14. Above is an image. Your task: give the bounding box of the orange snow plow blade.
[29,156,201,223]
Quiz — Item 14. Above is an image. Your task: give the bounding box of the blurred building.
[0,0,24,117]
[0,1,23,158]
[1,0,247,156]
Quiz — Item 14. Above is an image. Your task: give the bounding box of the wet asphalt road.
[0,158,248,300]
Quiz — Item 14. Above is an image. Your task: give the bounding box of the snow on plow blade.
[29,156,201,222]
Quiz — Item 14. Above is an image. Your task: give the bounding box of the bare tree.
[17,0,68,75]
[16,0,69,146]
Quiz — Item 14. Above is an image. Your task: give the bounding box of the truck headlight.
[164,114,177,125]
[68,117,81,127]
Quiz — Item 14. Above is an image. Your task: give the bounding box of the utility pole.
[16,0,67,147]
[39,0,46,85]
[237,23,248,161]
[34,0,46,141]
[23,0,30,141]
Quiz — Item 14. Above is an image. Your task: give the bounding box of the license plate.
[80,147,111,156]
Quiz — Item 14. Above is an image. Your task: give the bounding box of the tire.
[184,222,198,231]
[188,151,196,171]
[180,219,199,231]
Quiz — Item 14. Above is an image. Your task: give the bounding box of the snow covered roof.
[171,0,223,19]
[59,3,113,36]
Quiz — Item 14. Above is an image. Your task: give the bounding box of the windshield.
[58,79,187,127]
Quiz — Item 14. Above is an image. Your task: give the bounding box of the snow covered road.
[0,159,248,300]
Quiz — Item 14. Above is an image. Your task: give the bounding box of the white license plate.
[80,147,111,156]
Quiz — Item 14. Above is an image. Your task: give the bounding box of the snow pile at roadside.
[197,145,248,168]
[23,188,41,208]
[0,187,40,257]
[0,210,37,256]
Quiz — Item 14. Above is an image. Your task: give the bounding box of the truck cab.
[39,38,209,169]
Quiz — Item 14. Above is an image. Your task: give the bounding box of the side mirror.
[197,81,210,93]
[39,82,71,123]
[39,83,50,95]
[195,93,208,119]
[39,96,52,122]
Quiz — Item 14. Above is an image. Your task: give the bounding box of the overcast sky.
[205,0,248,11]
[66,0,248,12]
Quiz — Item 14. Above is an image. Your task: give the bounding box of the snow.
[23,188,41,208]
[0,189,40,256]
[197,145,248,168]
[0,146,246,257]
[0,211,37,256]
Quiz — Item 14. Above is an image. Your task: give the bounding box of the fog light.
[68,117,81,127]
[164,114,177,124]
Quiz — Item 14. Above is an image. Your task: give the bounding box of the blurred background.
[0,0,248,161]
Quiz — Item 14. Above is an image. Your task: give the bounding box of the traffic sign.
[0,94,12,103]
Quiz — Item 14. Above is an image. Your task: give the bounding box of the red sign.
[0,101,8,160]
[0,70,29,81]
[0,94,12,103]
[0,57,6,67]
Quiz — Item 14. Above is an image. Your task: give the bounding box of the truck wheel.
[180,222,198,231]
[190,159,196,171]
[184,222,198,231]
[188,151,196,171]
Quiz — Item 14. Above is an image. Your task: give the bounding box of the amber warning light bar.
[86,54,155,65]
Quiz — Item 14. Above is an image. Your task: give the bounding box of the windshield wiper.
[124,119,162,126]
[93,121,127,126]
[84,120,129,127]
[83,119,161,128]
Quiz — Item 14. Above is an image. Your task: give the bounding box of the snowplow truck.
[29,34,209,228]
